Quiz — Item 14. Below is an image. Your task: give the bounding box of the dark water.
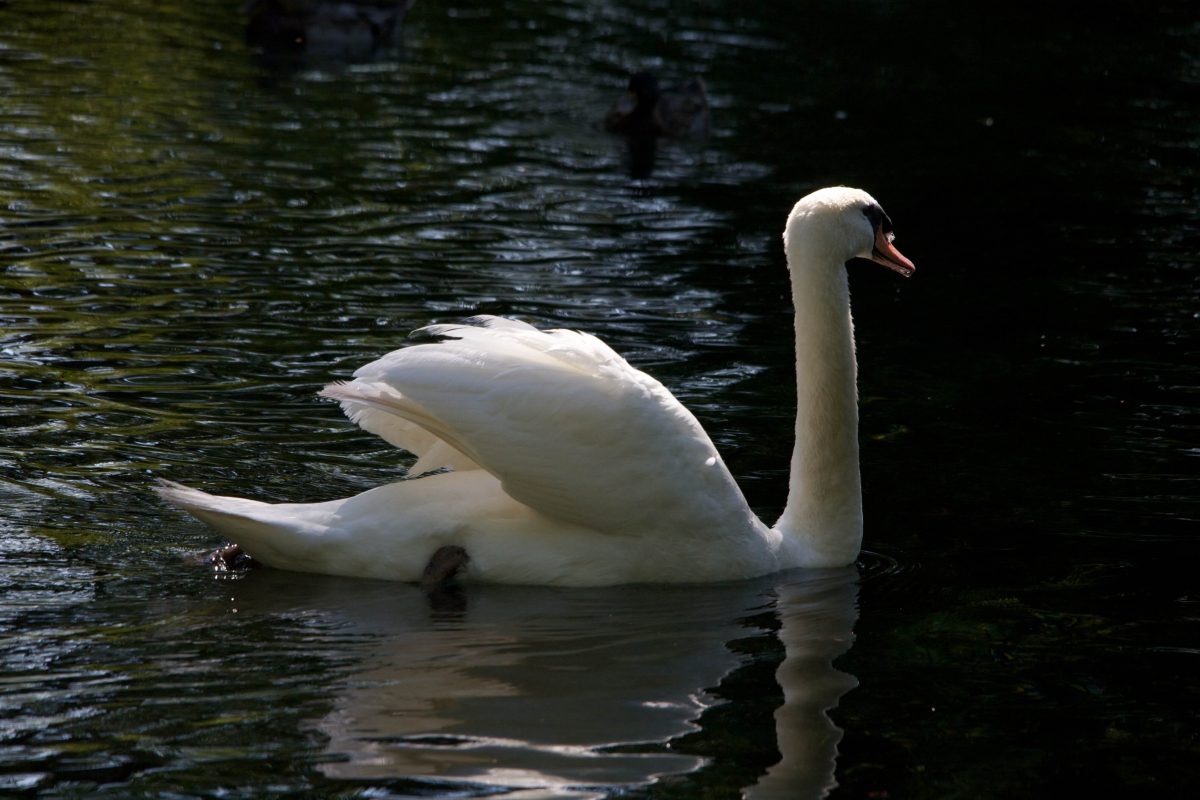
[1,0,1197,797]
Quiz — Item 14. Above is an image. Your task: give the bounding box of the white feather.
[156,187,913,585]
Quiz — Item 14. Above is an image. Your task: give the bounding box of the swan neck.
[774,232,863,566]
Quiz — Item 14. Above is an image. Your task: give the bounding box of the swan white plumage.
[156,186,914,586]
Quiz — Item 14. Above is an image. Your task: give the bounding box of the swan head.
[785,186,915,277]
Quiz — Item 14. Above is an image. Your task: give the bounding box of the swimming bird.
[156,187,914,586]
[245,0,416,59]
[604,71,711,139]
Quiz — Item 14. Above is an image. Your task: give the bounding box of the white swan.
[156,186,914,586]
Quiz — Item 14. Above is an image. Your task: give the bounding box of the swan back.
[321,316,763,548]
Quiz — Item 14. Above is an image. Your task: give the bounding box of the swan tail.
[155,479,275,529]
[154,479,339,574]
[154,477,477,581]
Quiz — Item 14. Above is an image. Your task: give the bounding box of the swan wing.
[330,381,480,475]
[320,316,755,538]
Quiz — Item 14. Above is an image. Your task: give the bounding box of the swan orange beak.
[871,227,915,277]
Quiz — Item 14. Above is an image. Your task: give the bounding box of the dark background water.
[1,0,1197,797]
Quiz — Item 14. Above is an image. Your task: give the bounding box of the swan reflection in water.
[226,566,858,798]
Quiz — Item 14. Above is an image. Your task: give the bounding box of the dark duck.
[604,71,710,139]
[246,0,416,60]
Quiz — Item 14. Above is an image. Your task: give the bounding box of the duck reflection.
[223,567,857,798]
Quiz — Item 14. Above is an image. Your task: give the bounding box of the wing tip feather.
[318,381,352,402]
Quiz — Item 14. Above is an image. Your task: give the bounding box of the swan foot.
[420,545,470,613]
[206,542,261,574]
[420,545,470,589]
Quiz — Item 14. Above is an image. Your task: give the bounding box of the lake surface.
[1,0,1197,797]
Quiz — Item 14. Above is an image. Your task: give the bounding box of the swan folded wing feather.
[321,380,484,476]
[331,390,480,475]
[324,317,756,538]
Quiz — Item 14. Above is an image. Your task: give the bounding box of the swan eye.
[862,204,893,234]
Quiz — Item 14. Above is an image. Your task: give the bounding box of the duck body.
[246,0,416,59]
[604,71,711,139]
[158,187,914,586]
